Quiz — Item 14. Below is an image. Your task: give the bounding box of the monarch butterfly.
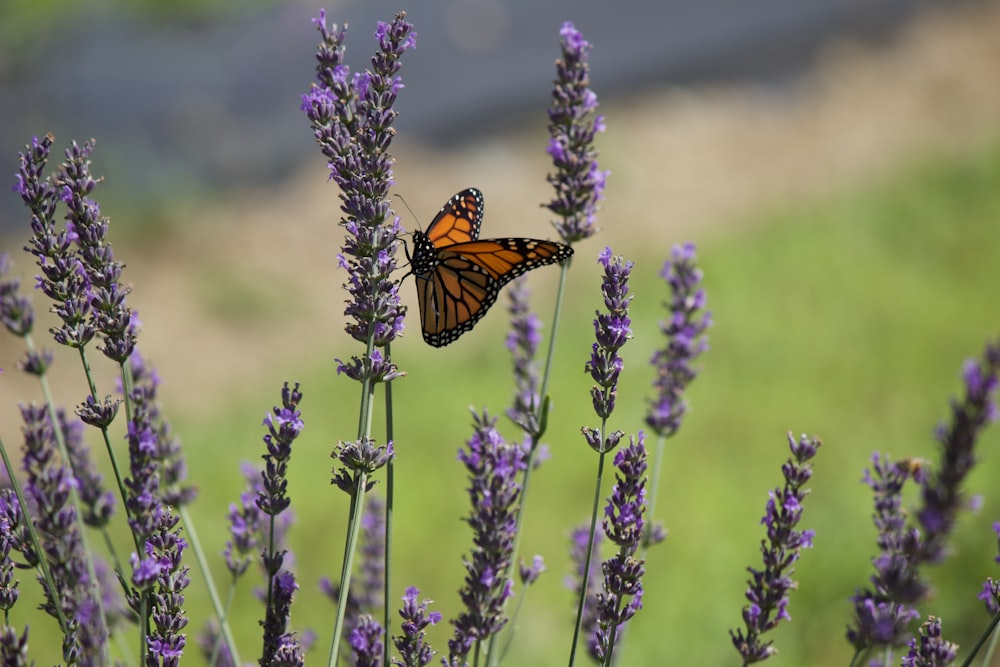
[407,188,573,347]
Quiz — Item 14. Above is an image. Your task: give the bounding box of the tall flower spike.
[506,277,543,435]
[847,455,925,652]
[392,587,441,667]
[582,248,632,452]
[546,22,607,243]
[19,404,107,664]
[301,12,413,365]
[55,140,137,363]
[731,433,820,664]
[17,136,95,351]
[592,434,648,662]
[917,339,1000,564]
[447,412,525,665]
[646,243,711,438]
[901,617,957,667]
[0,253,34,338]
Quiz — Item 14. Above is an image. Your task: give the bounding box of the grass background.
[5,131,1000,666]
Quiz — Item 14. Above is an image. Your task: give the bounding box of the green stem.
[568,420,609,667]
[327,473,369,667]
[961,608,1000,667]
[209,575,240,667]
[383,347,396,667]
[179,505,241,666]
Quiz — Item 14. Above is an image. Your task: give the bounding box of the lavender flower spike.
[978,522,1000,614]
[546,22,608,243]
[582,247,633,452]
[901,617,957,667]
[646,242,711,438]
[593,434,649,663]
[0,253,34,338]
[847,455,924,652]
[917,339,1000,564]
[731,433,820,664]
[55,139,137,363]
[506,277,543,435]
[301,11,412,369]
[392,587,441,667]
[568,525,603,662]
[446,412,525,665]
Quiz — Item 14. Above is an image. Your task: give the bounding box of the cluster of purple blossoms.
[260,571,305,667]
[58,409,115,529]
[592,434,649,662]
[16,136,95,352]
[19,404,106,664]
[848,341,1000,658]
[55,139,136,364]
[546,22,607,244]
[646,243,711,438]
[446,412,526,665]
[392,587,442,667]
[978,522,1000,614]
[301,10,413,372]
[0,253,35,341]
[582,248,632,452]
[901,617,957,667]
[847,455,925,651]
[917,340,1000,564]
[505,278,543,436]
[731,433,820,664]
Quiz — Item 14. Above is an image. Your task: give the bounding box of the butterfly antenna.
[395,193,422,232]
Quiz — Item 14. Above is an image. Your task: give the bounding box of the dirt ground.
[2,1,1000,430]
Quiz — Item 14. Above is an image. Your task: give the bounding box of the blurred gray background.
[0,0,973,228]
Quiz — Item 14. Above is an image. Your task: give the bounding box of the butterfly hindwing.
[411,189,574,347]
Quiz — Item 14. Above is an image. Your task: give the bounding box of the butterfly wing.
[425,188,483,247]
[414,238,574,347]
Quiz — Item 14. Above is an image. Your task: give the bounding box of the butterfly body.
[410,188,573,347]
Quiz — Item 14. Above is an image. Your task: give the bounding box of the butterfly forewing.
[426,188,483,247]
[411,188,574,347]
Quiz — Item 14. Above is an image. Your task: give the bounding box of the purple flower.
[592,434,648,662]
[646,243,711,438]
[58,409,116,528]
[17,136,96,351]
[917,340,1000,563]
[584,248,633,451]
[224,466,266,578]
[19,404,107,664]
[979,522,1000,614]
[901,617,957,667]
[546,22,607,243]
[331,438,395,495]
[258,382,304,519]
[125,352,196,508]
[302,11,412,374]
[447,412,525,663]
[0,511,19,613]
[261,570,304,667]
[55,140,136,363]
[506,277,543,436]
[392,587,440,667]
[349,615,385,667]
[0,626,29,664]
[731,433,820,663]
[0,253,34,338]
[143,515,190,667]
[567,525,603,661]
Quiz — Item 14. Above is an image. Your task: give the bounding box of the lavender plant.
[1,8,999,667]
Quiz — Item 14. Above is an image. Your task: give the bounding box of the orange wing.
[410,189,574,347]
[425,188,483,248]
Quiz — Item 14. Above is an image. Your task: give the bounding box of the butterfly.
[407,188,573,347]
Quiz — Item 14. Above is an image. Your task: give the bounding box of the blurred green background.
[2,1,1000,665]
